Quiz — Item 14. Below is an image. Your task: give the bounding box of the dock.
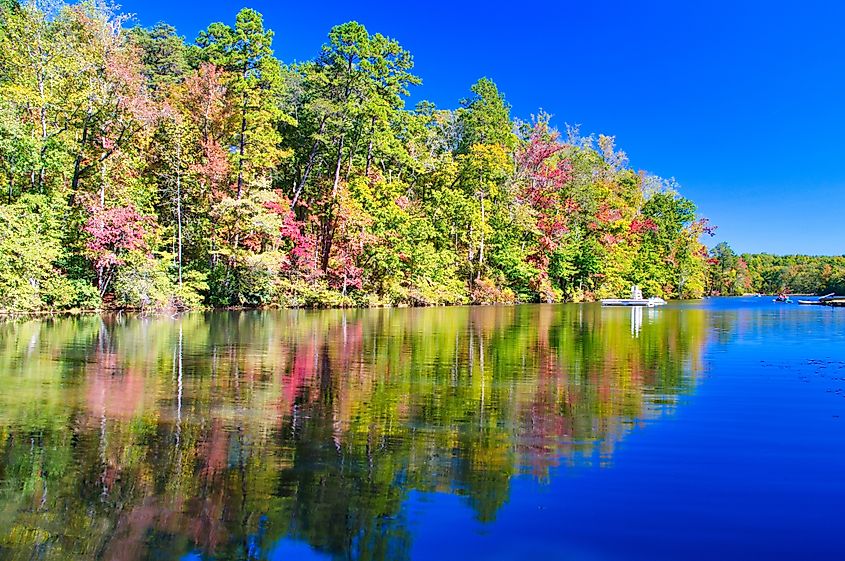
[797,294,845,307]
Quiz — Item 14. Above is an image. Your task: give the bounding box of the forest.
[1,1,717,312]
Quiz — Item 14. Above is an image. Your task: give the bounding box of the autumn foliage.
[0,2,715,311]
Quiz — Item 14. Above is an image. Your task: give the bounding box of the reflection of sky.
[406,300,845,560]
[184,540,334,560]
[267,540,334,560]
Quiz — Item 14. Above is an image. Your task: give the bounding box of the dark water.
[0,298,843,561]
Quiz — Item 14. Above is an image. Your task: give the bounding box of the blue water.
[404,298,845,560]
[0,298,842,560]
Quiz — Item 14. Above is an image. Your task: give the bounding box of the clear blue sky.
[119,0,845,255]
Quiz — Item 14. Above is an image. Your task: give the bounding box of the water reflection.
[0,304,708,560]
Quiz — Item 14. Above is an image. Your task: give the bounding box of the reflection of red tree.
[199,419,229,479]
[189,485,227,553]
[512,320,674,478]
[85,352,146,420]
[100,499,159,561]
[188,420,230,551]
[282,340,317,408]
[277,317,365,427]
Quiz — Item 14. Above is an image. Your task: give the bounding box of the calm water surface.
[0,298,843,560]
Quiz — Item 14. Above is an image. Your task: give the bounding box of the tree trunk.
[37,47,47,192]
[331,135,345,199]
[365,116,375,176]
[71,111,91,193]
[468,223,474,264]
[318,135,346,272]
[176,137,183,287]
[477,194,485,279]
[346,126,361,181]
[100,160,106,207]
[236,90,247,199]
[320,215,337,273]
[291,117,326,207]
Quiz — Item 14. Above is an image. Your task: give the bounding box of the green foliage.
[127,23,189,95]
[635,191,708,298]
[41,277,102,310]
[457,78,515,152]
[0,195,98,311]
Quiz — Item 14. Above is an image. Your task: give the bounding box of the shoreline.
[4,294,840,320]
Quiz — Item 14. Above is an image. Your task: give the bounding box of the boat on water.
[601,285,667,307]
[773,296,793,303]
[601,297,667,307]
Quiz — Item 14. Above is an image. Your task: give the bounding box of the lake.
[0,298,843,560]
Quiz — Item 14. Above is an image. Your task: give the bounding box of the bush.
[42,277,102,310]
[274,277,353,308]
[470,277,516,305]
[208,252,285,307]
[111,252,206,310]
[0,195,68,311]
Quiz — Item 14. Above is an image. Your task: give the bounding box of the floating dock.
[797,294,845,307]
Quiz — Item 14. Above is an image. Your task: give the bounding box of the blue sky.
[119,0,845,255]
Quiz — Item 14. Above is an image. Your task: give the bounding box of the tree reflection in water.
[0,304,707,560]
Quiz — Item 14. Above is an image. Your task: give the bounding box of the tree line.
[707,243,845,295]
[0,1,715,312]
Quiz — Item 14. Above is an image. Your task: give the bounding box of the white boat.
[601,297,667,307]
[601,285,666,307]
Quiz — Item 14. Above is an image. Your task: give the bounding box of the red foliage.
[193,138,230,195]
[695,218,718,237]
[324,212,370,292]
[264,192,320,279]
[596,203,623,223]
[515,123,577,276]
[629,218,659,234]
[563,198,580,214]
[84,205,149,269]
[184,64,231,195]
[516,122,564,172]
[83,204,151,294]
[601,233,621,247]
[104,43,156,127]
[328,240,364,291]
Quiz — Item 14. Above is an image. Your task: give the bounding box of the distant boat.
[773,296,792,303]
